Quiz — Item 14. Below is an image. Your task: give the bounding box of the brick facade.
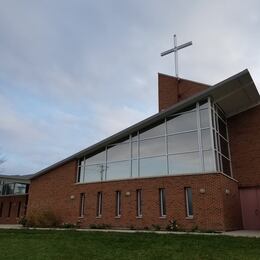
[158,73,208,112]
[0,195,28,224]
[27,160,241,231]
[228,105,260,187]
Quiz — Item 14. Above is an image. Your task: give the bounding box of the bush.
[89,223,111,229]
[152,224,161,231]
[166,219,179,231]
[18,216,27,226]
[26,210,61,228]
[60,223,79,229]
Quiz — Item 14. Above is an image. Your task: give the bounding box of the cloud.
[0,0,259,175]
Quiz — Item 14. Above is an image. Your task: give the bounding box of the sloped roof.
[29,69,259,180]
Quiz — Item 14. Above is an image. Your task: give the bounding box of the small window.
[97,192,103,217]
[185,187,193,217]
[79,193,85,217]
[8,202,12,218]
[0,202,3,217]
[136,189,142,217]
[159,188,166,217]
[115,191,121,217]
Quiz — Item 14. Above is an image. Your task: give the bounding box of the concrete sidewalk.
[0,224,23,229]
[0,224,259,238]
[223,230,260,238]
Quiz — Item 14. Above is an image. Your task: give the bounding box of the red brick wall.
[0,195,28,224]
[158,74,208,112]
[27,161,241,231]
[228,105,260,187]
[220,175,242,230]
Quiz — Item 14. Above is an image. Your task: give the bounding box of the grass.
[0,229,260,259]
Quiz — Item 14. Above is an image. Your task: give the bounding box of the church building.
[0,69,260,231]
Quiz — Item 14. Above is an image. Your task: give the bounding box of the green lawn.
[0,229,260,260]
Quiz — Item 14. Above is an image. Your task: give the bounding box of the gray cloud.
[0,0,259,175]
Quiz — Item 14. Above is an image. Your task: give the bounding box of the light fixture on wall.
[70,195,75,200]
[199,188,206,194]
[225,189,230,195]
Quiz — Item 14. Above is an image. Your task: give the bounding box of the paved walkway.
[0,224,259,238]
[223,230,260,238]
[0,224,23,229]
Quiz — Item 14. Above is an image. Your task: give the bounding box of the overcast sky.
[0,0,259,175]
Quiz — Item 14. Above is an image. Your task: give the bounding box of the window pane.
[132,142,138,159]
[85,164,104,182]
[159,188,166,216]
[167,111,197,134]
[0,184,3,195]
[218,117,227,139]
[139,137,166,158]
[169,152,201,174]
[107,161,130,180]
[14,183,26,194]
[107,143,130,162]
[78,166,85,182]
[131,159,138,178]
[201,129,211,150]
[168,132,198,154]
[203,150,215,172]
[222,156,231,176]
[199,101,208,109]
[139,121,165,140]
[86,150,106,165]
[140,156,167,177]
[186,188,193,216]
[200,109,210,128]
[220,137,229,158]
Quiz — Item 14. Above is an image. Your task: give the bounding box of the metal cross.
[161,35,192,78]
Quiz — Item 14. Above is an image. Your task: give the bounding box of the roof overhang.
[207,70,260,117]
[30,69,259,180]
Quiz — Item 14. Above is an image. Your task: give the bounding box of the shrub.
[166,219,178,231]
[26,210,61,228]
[18,216,27,227]
[151,224,161,231]
[60,223,79,229]
[89,224,111,229]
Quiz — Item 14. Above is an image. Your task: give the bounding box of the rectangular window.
[17,201,21,218]
[136,189,142,217]
[159,188,166,217]
[185,187,193,217]
[79,193,85,217]
[0,202,3,217]
[96,192,103,217]
[115,191,121,217]
[8,202,12,218]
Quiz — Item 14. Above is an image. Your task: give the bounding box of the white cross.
[161,35,192,78]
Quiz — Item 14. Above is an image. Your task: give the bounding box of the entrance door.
[240,188,260,230]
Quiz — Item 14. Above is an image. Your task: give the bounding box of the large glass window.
[76,99,232,183]
[139,156,167,177]
[168,132,198,154]
[106,161,130,180]
[169,152,201,174]
[167,111,197,134]
[139,137,166,158]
